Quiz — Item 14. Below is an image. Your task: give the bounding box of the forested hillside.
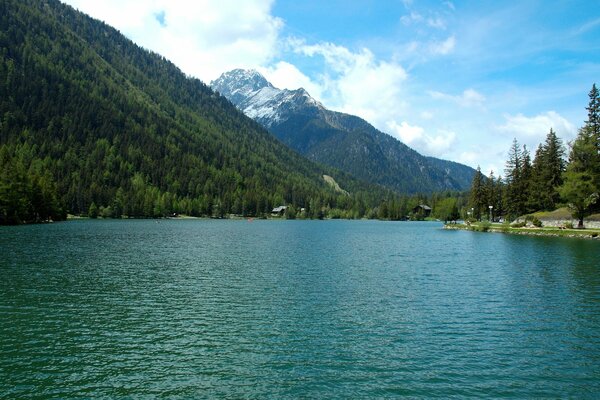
[0,0,396,224]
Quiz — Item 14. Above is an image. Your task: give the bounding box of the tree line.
[469,84,600,227]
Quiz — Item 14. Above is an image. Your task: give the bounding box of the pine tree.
[469,166,485,220]
[585,84,600,193]
[530,129,566,211]
[504,139,527,219]
[559,125,599,228]
[586,83,599,138]
[521,145,533,214]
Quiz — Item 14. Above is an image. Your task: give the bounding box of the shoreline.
[444,223,600,240]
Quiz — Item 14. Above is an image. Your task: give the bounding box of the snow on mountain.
[211,69,323,127]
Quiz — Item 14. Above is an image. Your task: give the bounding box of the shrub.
[532,217,542,227]
[512,221,526,228]
[476,220,492,232]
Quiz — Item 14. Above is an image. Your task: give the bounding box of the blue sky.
[62,0,600,176]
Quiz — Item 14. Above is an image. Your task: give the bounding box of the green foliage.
[468,166,485,220]
[559,125,600,228]
[0,145,65,224]
[586,83,599,138]
[473,221,492,232]
[504,139,532,220]
[285,205,296,220]
[565,221,574,229]
[434,197,460,223]
[522,214,541,227]
[529,129,566,211]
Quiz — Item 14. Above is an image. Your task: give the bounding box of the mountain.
[0,0,395,223]
[212,69,476,194]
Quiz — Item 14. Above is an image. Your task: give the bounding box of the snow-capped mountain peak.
[211,69,323,127]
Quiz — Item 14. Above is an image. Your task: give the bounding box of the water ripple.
[1,220,599,398]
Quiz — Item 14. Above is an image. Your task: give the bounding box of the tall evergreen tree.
[585,84,600,193]
[586,83,599,138]
[521,144,533,214]
[530,128,565,211]
[559,125,599,228]
[469,166,485,220]
[504,139,527,219]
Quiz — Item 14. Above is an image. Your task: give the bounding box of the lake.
[1,219,599,398]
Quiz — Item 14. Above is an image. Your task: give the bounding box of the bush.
[475,220,492,232]
[512,221,526,228]
[565,221,574,229]
[532,217,542,227]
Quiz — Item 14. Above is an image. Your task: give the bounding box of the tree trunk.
[578,217,584,229]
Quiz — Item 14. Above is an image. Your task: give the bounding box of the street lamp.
[489,205,493,222]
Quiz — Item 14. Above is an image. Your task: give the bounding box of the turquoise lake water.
[1,219,599,398]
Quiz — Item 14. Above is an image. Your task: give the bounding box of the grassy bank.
[444,222,600,239]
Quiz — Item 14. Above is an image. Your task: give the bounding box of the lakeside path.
[444,223,600,240]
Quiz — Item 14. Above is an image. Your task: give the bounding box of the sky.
[62,0,600,176]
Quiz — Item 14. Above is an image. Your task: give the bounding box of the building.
[271,206,287,216]
[412,204,432,217]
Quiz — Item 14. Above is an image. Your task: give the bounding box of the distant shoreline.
[444,223,600,240]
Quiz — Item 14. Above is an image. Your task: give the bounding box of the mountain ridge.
[212,69,476,194]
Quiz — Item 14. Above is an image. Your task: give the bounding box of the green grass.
[445,222,600,239]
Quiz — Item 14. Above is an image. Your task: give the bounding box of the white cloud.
[62,0,282,82]
[258,62,324,100]
[429,88,486,108]
[387,121,457,157]
[496,111,576,140]
[401,12,424,26]
[286,41,409,129]
[429,35,456,55]
[388,121,424,143]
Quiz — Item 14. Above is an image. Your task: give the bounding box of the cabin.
[271,206,287,216]
[412,204,432,217]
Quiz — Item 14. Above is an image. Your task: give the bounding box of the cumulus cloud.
[387,121,457,157]
[62,0,282,82]
[496,111,576,140]
[285,40,409,129]
[258,62,324,100]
